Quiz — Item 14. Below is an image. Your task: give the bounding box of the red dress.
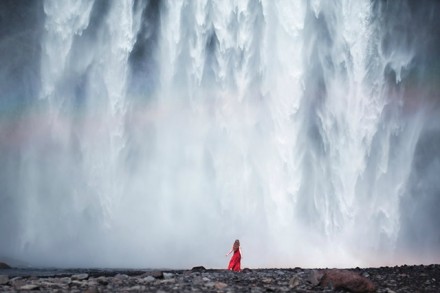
[228,248,241,271]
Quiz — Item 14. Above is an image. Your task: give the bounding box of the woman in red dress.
[226,239,242,271]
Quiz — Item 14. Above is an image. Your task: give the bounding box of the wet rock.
[71,280,86,287]
[83,287,99,293]
[191,266,206,272]
[59,277,72,285]
[10,277,26,288]
[289,275,301,288]
[320,269,376,293]
[96,276,108,285]
[307,269,324,286]
[191,275,205,286]
[72,273,89,280]
[242,268,253,273]
[19,284,39,290]
[251,287,264,293]
[141,270,163,279]
[163,272,174,279]
[88,280,98,287]
[215,281,228,289]
[160,278,176,284]
[142,275,155,283]
[0,275,9,285]
[114,273,129,280]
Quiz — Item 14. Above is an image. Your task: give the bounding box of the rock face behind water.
[0,262,11,269]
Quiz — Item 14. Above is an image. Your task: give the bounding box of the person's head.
[233,239,240,251]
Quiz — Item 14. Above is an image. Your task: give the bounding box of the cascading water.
[0,0,439,268]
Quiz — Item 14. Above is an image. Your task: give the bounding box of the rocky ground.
[0,264,438,292]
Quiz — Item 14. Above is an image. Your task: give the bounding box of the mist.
[0,0,439,269]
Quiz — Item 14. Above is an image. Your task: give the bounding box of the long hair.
[233,239,240,251]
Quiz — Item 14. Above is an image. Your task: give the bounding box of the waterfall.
[0,0,439,268]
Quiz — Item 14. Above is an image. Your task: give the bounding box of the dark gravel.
[0,264,438,292]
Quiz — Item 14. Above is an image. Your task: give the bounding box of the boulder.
[191,266,206,272]
[319,269,376,293]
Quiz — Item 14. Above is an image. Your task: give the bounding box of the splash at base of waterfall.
[0,0,439,268]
